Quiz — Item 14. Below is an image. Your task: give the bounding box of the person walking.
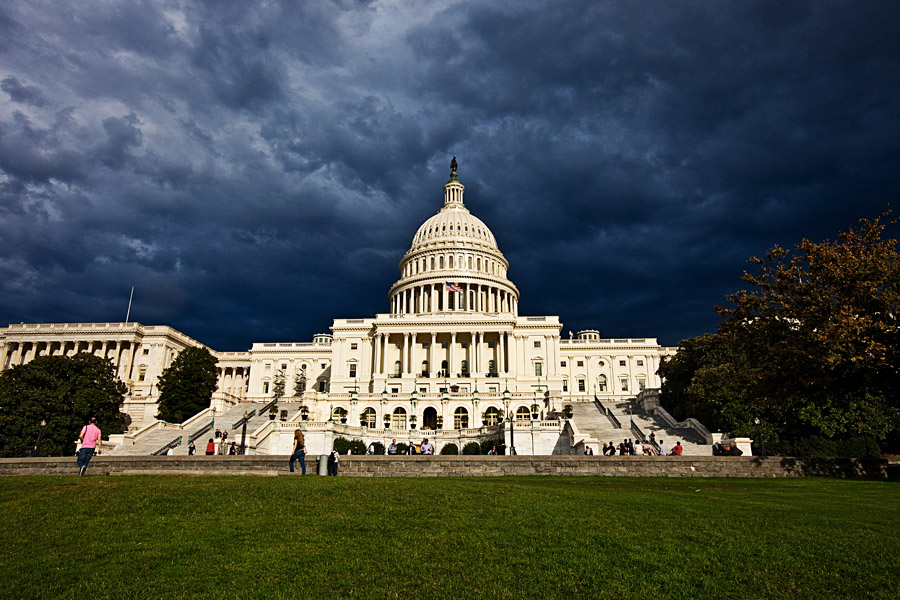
[289,429,306,474]
[188,441,196,456]
[205,438,216,455]
[76,417,102,476]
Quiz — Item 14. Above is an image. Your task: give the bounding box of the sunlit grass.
[1,476,897,599]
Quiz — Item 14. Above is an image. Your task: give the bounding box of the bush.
[462,441,481,455]
[794,435,881,458]
[332,437,366,455]
[440,443,459,455]
[480,439,499,455]
[396,442,409,455]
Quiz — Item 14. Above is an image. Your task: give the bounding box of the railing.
[152,435,182,456]
[258,398,278,416]
[231,409,257,429]
[594,397,621,428]
[188,423,212,444]
[631,421,646,442]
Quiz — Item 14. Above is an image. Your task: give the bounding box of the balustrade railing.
[152,435,182,456]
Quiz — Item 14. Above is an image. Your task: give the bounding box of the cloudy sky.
[1,1,898,351]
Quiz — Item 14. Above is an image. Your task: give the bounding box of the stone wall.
[0,455,892,479]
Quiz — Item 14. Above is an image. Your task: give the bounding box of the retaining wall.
[0,455,893,479]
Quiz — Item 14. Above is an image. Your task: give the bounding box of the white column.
[450,332,456,377]
[499,332,506,375]
[430,333,436,378]
[402,333,409,375]
[374,333,382,376]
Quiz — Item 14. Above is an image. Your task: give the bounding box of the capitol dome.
[387,159,519,316]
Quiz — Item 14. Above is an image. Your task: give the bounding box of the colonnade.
[0,339,139,381]
[390,282,518,315]
[217,366,249,398]
[371,330,517,379]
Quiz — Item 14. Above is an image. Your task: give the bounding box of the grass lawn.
[2,476,898,599]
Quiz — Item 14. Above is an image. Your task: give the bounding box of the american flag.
[445,282,462,293]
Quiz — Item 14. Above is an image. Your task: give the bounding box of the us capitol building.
[1,161,704,456]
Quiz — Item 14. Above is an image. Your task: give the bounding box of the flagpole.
[125,286,134,323]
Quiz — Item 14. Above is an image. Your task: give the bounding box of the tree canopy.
[0,353,130,457]
[155,346,218,423]
[660,213,900,451]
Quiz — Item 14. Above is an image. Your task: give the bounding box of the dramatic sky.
[1,1,898,351]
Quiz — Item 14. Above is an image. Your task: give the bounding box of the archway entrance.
[422,407,438,430]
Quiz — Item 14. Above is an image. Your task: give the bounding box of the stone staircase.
[112,402,306,456]
[569,401,709,456]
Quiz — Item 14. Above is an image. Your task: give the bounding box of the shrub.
[480,439,501,455]
[440,443,459,455]
[332,437,366,455]
[462,441,481,455]
[396,442,409,455]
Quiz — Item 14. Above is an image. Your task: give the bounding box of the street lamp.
[33,419,47,457]
[754,417,766,458]
[858,422,871,457]
[240,411,250,455]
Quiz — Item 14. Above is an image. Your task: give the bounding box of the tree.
[0,354,130,457]
[660,213,900,449]
[155,346,218,423]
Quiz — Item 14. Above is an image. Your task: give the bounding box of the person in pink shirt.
[77,417,102,476]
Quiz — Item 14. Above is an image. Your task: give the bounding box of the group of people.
[712,441,744,456]
[386,438,435,455]
[193,430,240,456]
[598,437,683,456]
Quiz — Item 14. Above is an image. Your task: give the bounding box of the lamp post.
[754,417,766,458]
[858,422,871,457]
[240,411,250,455]
[33,419,47,457]
[209,406,216,440]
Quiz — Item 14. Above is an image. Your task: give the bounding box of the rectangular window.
[138,366,146,382]
[461,342,468,349]
[533,340,541,348]
[142,348,149,355]
[487,342,495,348]
[577,360,584,367]
[350,343,358,350]
[281,363,287,370]
[562,379,568,392]
[637,360,644,367]
[535,363,543,377]
[263,381,270,394]
[560,361,567,367]
[265,363,272,370]
[391,387,399,394]
[349,364,357,378]
[620,378,628,391]
[578,379,586,392]
[638,378,646,391]
[441,343,448,349]
[619,360,626,367]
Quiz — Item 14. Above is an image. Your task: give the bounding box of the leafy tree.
[155,346,218,423]
[660,213,900,450]
[462,441,481,455]
[440,443,459,455]
[0,354,130,457]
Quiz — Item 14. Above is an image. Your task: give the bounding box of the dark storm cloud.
[1,0,898,350]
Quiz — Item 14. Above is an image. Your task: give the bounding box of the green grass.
[2,476,898,599]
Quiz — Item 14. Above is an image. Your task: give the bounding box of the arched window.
[468,256,473,269]
[360,407,376,428]
[440,360,448,378]
[488,360,497,377]
[421,360,429,377]
[460,359,469,377]
[430,257,435,270]
[483,406,500,426]
[598,374,607,392]
[515,406,531,423]
[477,257,481,271]
[440,256,444,269]
[454,407,469,429]
[392,407,407,429]
[394,361,401,377]
[331,406,348,421]
[449,255,454,268]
